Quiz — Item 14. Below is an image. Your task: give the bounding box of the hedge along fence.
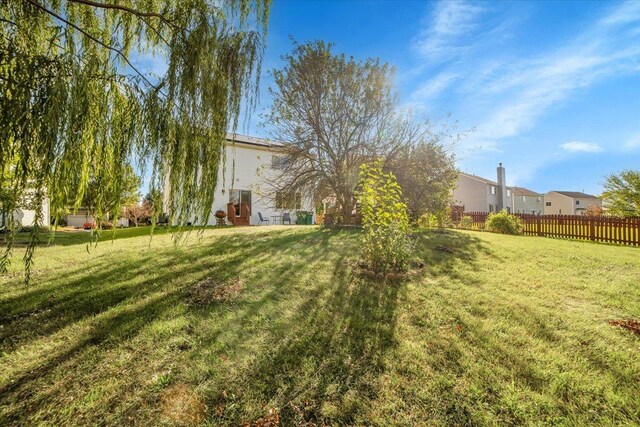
[455,212,640,246]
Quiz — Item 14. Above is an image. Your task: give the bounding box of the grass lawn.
[1,226,639,425]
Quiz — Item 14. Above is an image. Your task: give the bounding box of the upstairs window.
[271,155,288,170]
[275,191,301,209]
[490,186,496,195]
[507,189,511,197]
[545,201,551,206]
[522,196,526,202]
[575,200,580,205]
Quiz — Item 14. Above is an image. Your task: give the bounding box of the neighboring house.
[165,133,315,226]
[452,163,513,213]
[1,191,51,228]
[543,191,602,215]
[511,187,544,215]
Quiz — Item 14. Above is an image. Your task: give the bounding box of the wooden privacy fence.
[454,212,640,246]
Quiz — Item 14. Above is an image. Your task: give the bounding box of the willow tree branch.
[24,0,163,94]
[67,0,178,29]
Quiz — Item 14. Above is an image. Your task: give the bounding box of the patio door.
[229,189,251,216]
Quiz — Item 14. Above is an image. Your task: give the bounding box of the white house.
[2,191,51,229]
[165,133,315,226]
[543,191,602,215]
[452,164,514,213]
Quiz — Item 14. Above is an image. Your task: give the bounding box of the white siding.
[168,142,315,226]
[12,197,50,227]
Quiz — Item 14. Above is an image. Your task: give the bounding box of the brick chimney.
[496,163,507,211]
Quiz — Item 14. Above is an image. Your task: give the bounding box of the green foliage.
[358,160,412,273]
[417,209,453,229]
[460,215,474,229]
[0,0,270,280]
[485,210,522,235]
[388,139,459,221]
[417,213,437,229]
[602,170,640,217]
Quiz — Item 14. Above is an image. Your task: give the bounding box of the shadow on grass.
[0,227,491,425]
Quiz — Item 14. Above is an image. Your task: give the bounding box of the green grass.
[1,226,639,425]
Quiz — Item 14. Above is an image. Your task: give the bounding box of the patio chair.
[283,212,292,225]
[258,212,270,225]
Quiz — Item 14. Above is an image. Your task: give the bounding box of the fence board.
[453,212,640,247]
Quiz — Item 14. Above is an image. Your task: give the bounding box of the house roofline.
[458,171,498,186]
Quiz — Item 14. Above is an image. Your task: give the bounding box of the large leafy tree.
[0,0,270,278]
[265,41,425,224]
[602,170,640,217]
[80,164,142,220]
[387,136,459,221]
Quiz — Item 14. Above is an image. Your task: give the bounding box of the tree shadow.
[0,227,498,425]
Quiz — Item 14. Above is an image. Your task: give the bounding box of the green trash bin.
[295,211,306,225]
[306,213,313,225]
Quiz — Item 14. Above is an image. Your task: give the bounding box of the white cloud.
[435,1,640,153]
[413,1,485,62]
[410,71,459,106]
[559,141,603,153]
[624,133,640,150]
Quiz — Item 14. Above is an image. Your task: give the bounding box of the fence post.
[589,217,595,241]
[536,215,542,236]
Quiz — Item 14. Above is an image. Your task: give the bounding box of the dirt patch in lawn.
[160,383,207,426]
[609,319,640,336]
[185,277,243,306]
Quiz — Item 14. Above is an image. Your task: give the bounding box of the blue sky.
[137,0,640,195]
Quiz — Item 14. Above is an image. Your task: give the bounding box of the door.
[229,189,251,217]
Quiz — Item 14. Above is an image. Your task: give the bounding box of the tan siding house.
[511,188,544,214]
[452,164,513,213]
[543,191,602,215]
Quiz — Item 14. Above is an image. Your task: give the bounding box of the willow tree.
[0,0,270,280]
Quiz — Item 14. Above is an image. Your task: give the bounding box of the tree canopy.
[602,170,640,217]
[265,40,426,224]
[387,132,459,221]
[0,0,270,279]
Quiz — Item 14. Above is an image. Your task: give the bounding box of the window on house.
[490,186,496,195]
[271,155,288,170]
[489,204,494,212]
[506,207,511,214]
[522,196,526,202]
[537,197,541,202]
[545,201,551,206]
[275,191,301,209]
[575,200,580,205]
[507,189,511,197]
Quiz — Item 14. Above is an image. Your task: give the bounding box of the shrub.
[460,215,474,229]
[485,210,522,235]
[358,160,413,273]
[417,209,452,229]
[417,213,438,229]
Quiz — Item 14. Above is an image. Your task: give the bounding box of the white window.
[490,186,496,195]
[507,189,511,197]
[522,196,526,202]
[537,197,541,202]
